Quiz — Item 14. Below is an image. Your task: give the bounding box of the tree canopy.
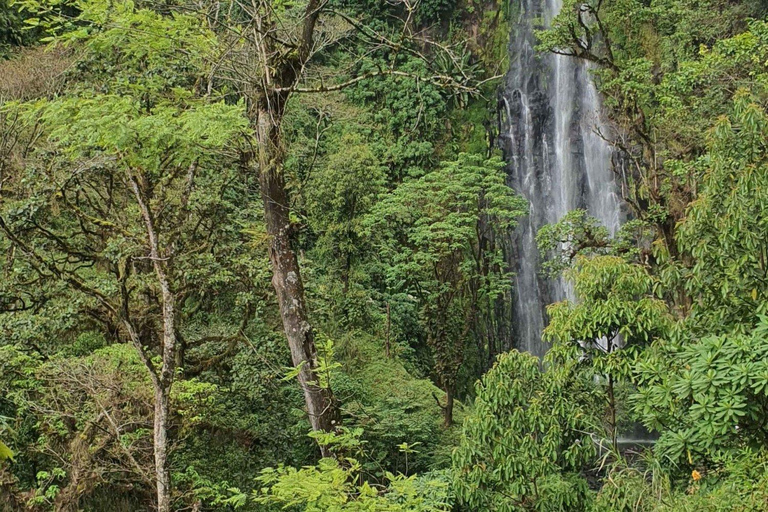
[2,0,768,510]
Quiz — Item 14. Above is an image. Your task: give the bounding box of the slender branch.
[126,170,177,387]
[273,69,478,94]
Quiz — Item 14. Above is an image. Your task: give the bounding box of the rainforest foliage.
[1,0,768,510]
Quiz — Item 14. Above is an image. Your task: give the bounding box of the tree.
[536,210,671,449]
[452,350,599,511]
[676,89,768,334]
[303,132,386,298]
[208,0,485,445]
[0,4,251,509]
[632,88,768,470]
[25,346,156,511]
[543,255,671,449]
[634,319,768,467]
[367,153,526,425]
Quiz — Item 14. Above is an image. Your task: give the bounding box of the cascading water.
[499,0,623,356]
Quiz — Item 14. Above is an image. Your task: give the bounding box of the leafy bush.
[452,351,599,511]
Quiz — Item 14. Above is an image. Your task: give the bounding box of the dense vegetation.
[1,0,768,510]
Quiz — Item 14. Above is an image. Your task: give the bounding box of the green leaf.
[0,440,13,462]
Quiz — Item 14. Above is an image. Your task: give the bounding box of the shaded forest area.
[2,0,768,510]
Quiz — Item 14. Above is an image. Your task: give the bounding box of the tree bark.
[153,386,171,512]
[153,255,175,512]
[243,0,339,454]
[385,302,391,358]
[254,106,339,455]
[130,174,176,511]
[444,385,455,427]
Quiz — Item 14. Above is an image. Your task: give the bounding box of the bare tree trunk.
[444,385,455,427]
[123,316,174,512]
[153,386,171,512]
[385,302,391,358]
[254,107,339,455]
[130,174,176,511]
[242,0,339,454]
[154,256,176,512]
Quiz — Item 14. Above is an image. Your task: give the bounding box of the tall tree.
[368,153,526,425]
[452,350,599,511]
[0,4,250,509]
[204,0,485,443]
[17,0,485,463]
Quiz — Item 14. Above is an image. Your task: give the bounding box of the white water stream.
[500,0,623,356]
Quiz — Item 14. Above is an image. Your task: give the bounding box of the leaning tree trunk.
[254,105,339,456]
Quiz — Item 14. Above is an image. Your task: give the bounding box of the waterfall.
[499,0,623,356]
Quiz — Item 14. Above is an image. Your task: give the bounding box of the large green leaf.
[0,440,14,462]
